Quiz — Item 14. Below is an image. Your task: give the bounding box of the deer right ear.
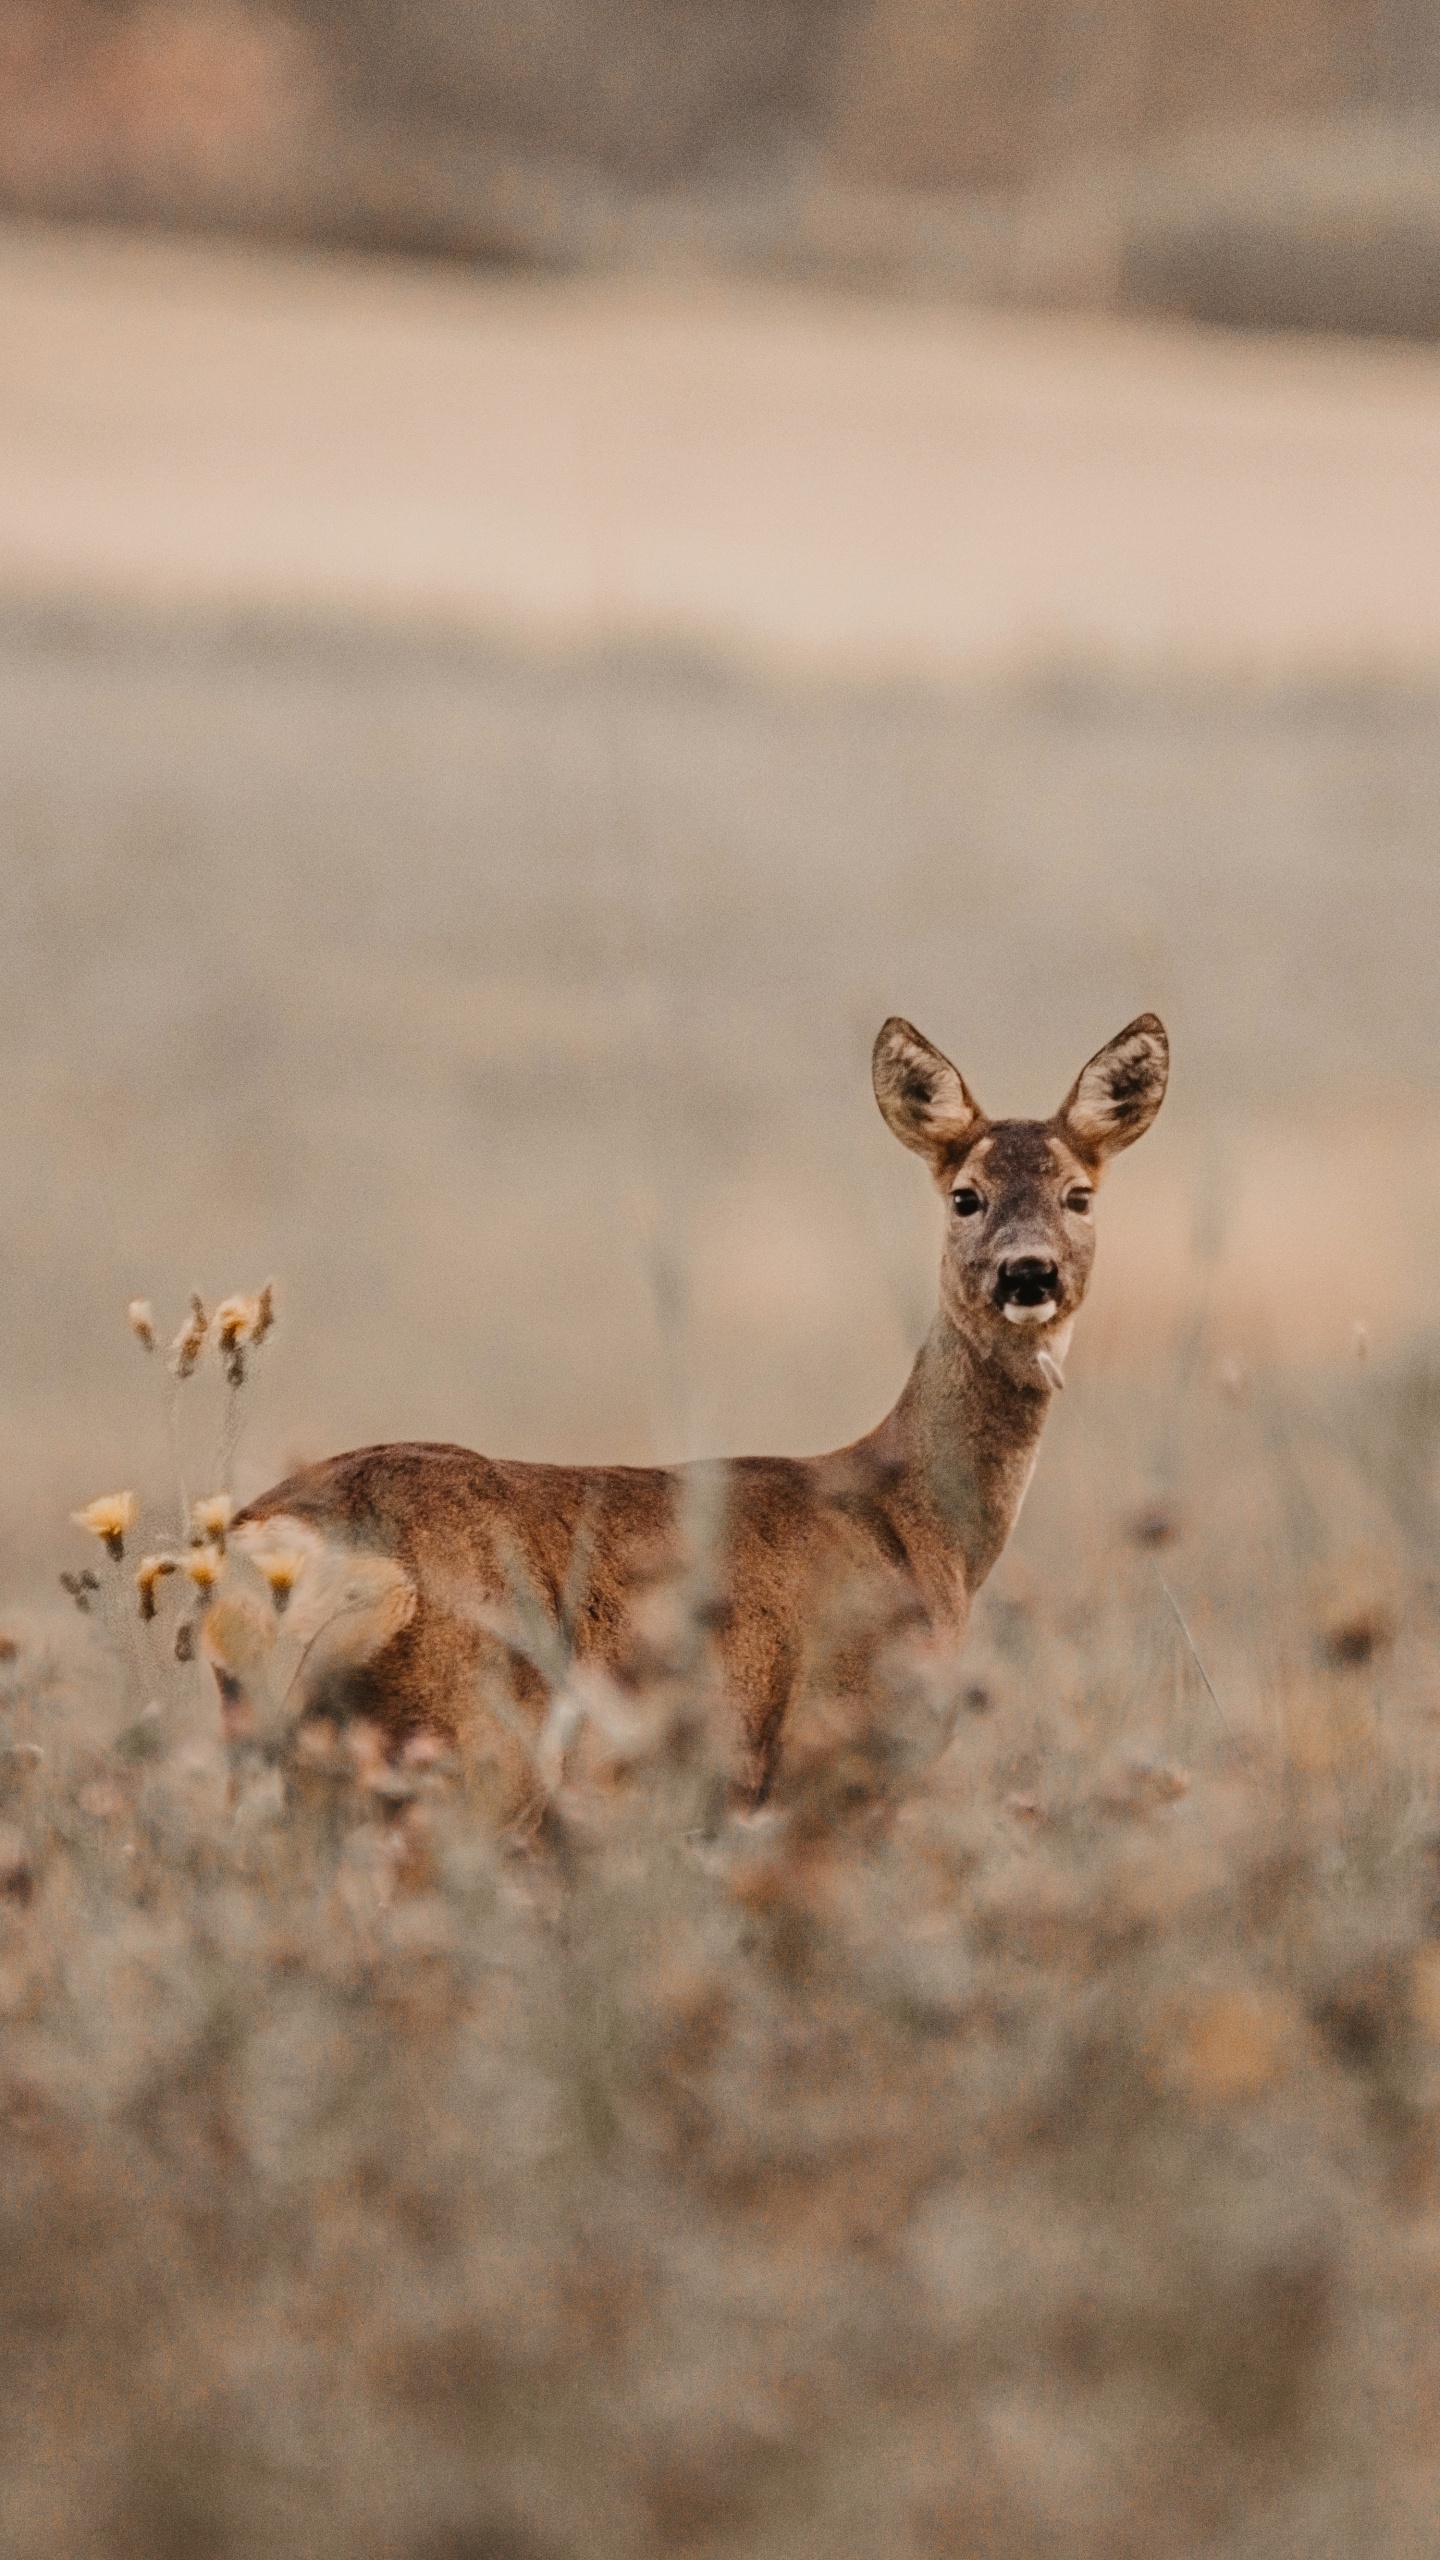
[872,1018,985,1170]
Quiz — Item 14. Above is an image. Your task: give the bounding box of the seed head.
[71,1491,138,1563]
[212,1288,276,1387]
[191,1492,233,1550]
[257,1547,307,1614]
[184,1544,224,1599]
[214,1294,265,1388]
[170,1295,209,1381]
[126,1299,156,1352]
[135,1553,179,1621]
[215,1293,264,1350]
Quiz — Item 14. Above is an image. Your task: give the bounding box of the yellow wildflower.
[170,1294,209,1381]
[215,1293,262,1350]
[71,1491,138,1563]
[257,1548,307,1615]
[215,1292,271,1387]
[184,1545,225,1599]
[191,1492,234,1550]
[135,1553,179,1621]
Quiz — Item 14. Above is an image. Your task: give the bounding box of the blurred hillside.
[5,0,1440,328]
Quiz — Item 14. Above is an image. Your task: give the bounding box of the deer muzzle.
[994,1256,1061,1324]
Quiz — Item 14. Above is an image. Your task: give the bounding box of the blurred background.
[8,0,1440,318]
[4,0,1440,1592]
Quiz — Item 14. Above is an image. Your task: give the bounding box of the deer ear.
[872,1018,986,1170]
[1057,1014,1169,1160]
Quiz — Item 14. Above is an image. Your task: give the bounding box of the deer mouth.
[994,1261,1061,1323]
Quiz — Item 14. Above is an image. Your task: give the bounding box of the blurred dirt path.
[5,221,1440,678]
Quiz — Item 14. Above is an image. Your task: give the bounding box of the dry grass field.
[5,600,1440,1582]
[6,227,1440,2556]
[8,1312,1440,2557]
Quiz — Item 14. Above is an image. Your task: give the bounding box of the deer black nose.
[995,1256,1060,1309]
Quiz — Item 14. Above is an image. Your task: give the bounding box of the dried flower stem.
[167,1377,191,1547]
[1151,1563,1258,1787]
[217,1377,246,1496]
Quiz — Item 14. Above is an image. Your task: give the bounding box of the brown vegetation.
[10,1320,1440,2555]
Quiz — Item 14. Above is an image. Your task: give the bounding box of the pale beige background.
[6,226,1440,676]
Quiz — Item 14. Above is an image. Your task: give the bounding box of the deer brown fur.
[223,1014,1168,1817]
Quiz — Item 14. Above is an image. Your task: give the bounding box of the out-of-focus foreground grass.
[6,1322,1440,2560]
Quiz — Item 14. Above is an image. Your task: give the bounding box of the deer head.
[872,1013,1169,1385]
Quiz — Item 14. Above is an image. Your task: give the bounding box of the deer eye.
[951,1187,985,1218]
[1065,1189,1093,1215]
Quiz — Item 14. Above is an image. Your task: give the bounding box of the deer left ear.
[1057,1014,1169,1161]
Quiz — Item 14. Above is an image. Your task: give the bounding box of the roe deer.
[220,1014,1168,1814]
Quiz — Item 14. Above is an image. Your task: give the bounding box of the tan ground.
[6,222,1440,677]
[2,222,1439,1600]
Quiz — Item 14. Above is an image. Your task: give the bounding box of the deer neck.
[868,1308,1060,1598]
